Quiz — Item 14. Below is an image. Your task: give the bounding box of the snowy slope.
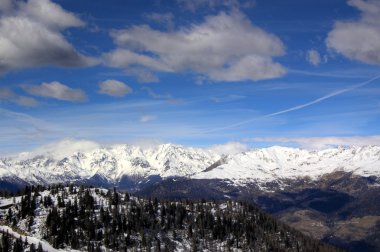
[0,144,379,187]
[193,145,380,184]
[0,144,220,184]
[0,226,59,252]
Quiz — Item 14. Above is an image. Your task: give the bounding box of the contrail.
[203,74,380,133]
[288,69,368,79]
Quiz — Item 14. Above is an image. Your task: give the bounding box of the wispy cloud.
[141,87,172,100]
[306,49,321,66]
[141,86,182,104]
[22,81,87,102]
[0,108,53,142]
[208,141,249,155]
[0,87,38,107]
[0,108,44,126]
[140,115,156,123]
[204,74,380,133]
[288,69,373,79]
[14,96,39,107]
[143,12,174,29]
[248,135,380,149]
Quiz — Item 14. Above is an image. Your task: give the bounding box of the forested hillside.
[0,185,341,251]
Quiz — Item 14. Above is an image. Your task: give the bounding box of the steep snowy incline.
[0,144,379,186]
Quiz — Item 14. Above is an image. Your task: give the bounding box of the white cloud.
[18,139,100,160]
[20,0,84,30]
[209,141,249,155]
[98,80,133,97]
[348,0,380,25]
[0,0,95,74]
[127,139,163,150]
[0,87,38,107]
[250,136,380,150]
[104,49,173,72]
[140,115,156,123]
[105,11,286,82]
[22,81,87,102]
[306,49,321,66]
[326,0,380,65]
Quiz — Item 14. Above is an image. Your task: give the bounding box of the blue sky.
[1,0,380,154]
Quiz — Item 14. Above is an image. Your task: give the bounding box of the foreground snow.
[0,225,58,252]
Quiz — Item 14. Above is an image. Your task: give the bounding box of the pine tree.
[37,242,43,252]
[30,243,36,252]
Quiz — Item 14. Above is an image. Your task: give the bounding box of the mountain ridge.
[1,143,379,189]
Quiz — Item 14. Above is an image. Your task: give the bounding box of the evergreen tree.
[37,242,43,252]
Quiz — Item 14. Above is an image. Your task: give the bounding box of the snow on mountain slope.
[192,145,380,184]
[0,143,220,184]
[0,143,379,186]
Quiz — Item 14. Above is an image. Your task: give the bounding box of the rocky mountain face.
[1,144,380,251]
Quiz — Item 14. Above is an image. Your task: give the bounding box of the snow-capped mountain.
[0,143,380,188]
[0,144,220,185]
[194,145,380,185]
[1,143,380,250]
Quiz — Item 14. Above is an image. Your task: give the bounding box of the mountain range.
[1,143,380,251]
[1,143,379,189]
